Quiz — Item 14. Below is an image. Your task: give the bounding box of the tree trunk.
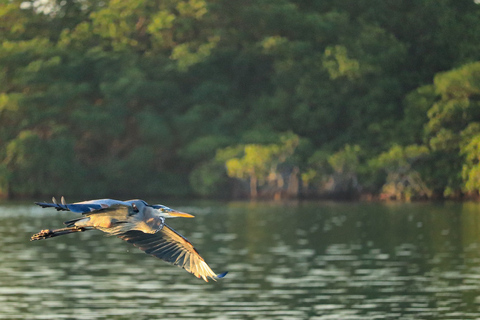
[250,175,258,199]
[287,167,299,198]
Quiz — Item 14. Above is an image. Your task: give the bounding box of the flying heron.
[31,197,227,282]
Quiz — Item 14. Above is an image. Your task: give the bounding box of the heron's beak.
[168,211,195,218]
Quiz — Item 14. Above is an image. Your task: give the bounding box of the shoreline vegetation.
[1,1,480,201]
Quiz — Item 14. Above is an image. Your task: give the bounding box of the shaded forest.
[1,0,480,200]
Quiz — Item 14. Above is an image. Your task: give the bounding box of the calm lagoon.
[1,200,480,319]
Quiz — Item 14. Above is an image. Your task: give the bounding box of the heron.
[31,197,227,282]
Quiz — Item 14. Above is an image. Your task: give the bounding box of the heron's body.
[31,197,227,282]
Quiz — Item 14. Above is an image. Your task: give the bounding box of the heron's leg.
[30,226,86,241]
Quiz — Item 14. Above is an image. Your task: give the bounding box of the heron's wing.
[35,198,132,214]
[118,225,227,282]
[62,204,136,230]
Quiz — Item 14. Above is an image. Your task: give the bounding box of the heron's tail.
[30,227,86,241]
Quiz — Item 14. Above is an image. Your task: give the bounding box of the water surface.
[1,201,480,319]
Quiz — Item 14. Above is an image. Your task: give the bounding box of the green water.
[1,201,480,319]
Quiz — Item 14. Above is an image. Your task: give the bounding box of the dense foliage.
[1,0,480,200]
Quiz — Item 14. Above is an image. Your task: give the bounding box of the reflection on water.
[2,201,480,319]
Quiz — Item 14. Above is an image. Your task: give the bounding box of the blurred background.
[1,0,480,201]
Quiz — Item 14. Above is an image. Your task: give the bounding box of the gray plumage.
[31,198,227,282]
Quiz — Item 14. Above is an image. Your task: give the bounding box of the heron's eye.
[132,204,139,213]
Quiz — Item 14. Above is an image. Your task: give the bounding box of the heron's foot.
[30,229,53,241]
[30,226,85,241]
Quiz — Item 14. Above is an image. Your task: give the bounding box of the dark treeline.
[1,0,480,200]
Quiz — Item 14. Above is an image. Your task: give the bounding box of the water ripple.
[2,202,480,319]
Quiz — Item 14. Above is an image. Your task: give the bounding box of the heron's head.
[151,204,195,218]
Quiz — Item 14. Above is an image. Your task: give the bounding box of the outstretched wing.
[118,225,227,282]
[35,197,133,214]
